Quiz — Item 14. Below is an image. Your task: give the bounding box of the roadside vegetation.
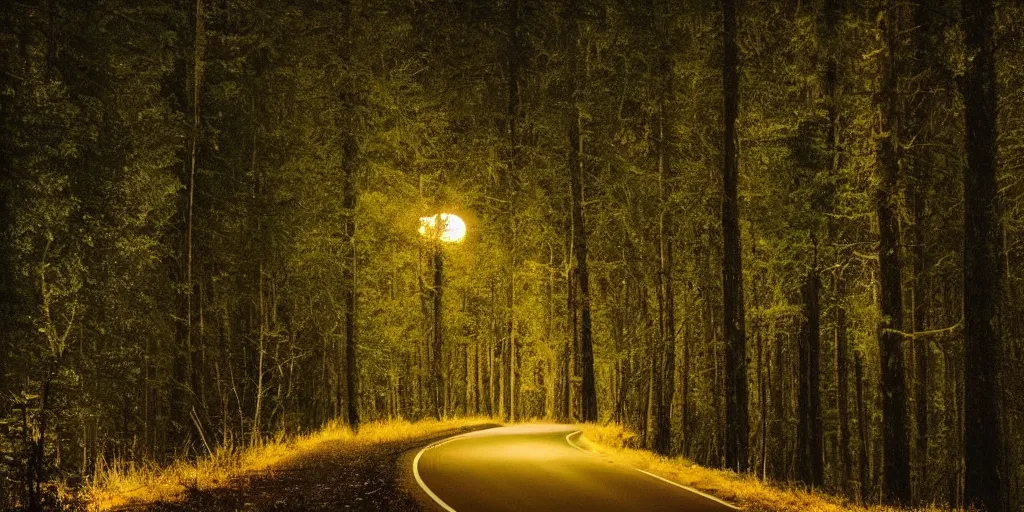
[85,418,492,511]
[579,424,959,512]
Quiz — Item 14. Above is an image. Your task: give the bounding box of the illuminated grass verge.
[86,417,493,511]
[579,424,959,512]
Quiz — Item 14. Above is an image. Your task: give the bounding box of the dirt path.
[121,424,494,511]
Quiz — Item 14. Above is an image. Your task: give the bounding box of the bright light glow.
[418,213,466,243]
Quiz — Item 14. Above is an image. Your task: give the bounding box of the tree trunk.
[961,0,1003,509]
[475,337,482,415]
[432,248,444,419]
[252,266,265,445]
[797,262,823,488]
[836,275,852,494]
[910,182,929,503]
[653,82,677,455]
[504,0,522,425]
[173,0,205,448]
[856,351,870,503]
[721,0,748,473]
[681,283,692,458]
[770,327,784,480]
[340,0,360,432]
[565,0,596,422]
[564,239,577,422]
[874,2,910,503]
[906,2,939,500]
[488,338,495,418]
[822,0,852,494]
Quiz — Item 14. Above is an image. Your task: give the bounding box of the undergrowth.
[579,423,961,512]
[86,417,492,510]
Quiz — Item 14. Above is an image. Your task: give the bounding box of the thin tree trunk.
[475,337,482,415]
[822,0,852,495]
[503,0,522,425]
[910,184,929,502]
[564,243,576,422]
[771,327,784,479]
[176,0,205,448]
[432,247,443,419]
[681,286,692,458]
[653,85,677,455]
[252,266,265,445]
[836,275,852,494]
[856,351,870,503]
[488,339,495,417]
[508,281,517,422]
[340,0,360,432]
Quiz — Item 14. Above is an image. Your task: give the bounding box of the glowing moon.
[418,213,466,243]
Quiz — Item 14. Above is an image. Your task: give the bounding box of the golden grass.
[579,424,958,512]
[86,417,493,511]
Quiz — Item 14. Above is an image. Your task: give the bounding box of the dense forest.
[0,0,1022,510]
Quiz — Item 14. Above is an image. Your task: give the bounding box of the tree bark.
[836,275,852,493]
[906,3,939,500]
[432,247,443,419]
[565,0,597,423]
[681,282,692,458]
[822,0,852,494]
[856,351,870,503]
[340,0,360,432]
[798,261,823,488]
[874,2,910,503]
[654,98,677,456]
[722,0,748,472]
[961,0,1003,509]
[503,0,523,425]
[172,0,205,448]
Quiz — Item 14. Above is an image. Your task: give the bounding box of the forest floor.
[578,424,957,512]
[87,418,496,511]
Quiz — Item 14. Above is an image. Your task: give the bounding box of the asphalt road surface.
[412,424,740,512]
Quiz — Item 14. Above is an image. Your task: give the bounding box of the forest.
[0,0,1022,510]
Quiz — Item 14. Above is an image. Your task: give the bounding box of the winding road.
[412,424,740,512]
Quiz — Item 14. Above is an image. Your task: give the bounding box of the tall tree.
[503,0,524,423]
[822,0,852,494]
[170,0,206,449]
[566,0,597,423]
[340,0,361,432]
[721,0,748,473]
[962,0,1003,509]
[797,257,823,488]
[905,1,942,501]
[874,0,910,503]
[651,0,677,457]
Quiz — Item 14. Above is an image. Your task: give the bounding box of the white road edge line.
[634,468,743,511]
[564,430,592,454]
[567,431,740,510]
[413,430,484,512]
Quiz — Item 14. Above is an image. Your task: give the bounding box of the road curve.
[413,424,739,512]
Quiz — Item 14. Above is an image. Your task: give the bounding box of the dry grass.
[579,424,958,512]
[86,417,493,511]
